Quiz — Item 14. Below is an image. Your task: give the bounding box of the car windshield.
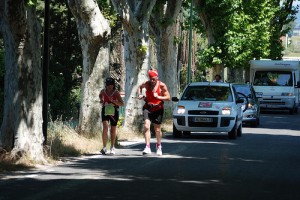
[253,71,292,86]
[233,85,252,97]
[181,85,233,102]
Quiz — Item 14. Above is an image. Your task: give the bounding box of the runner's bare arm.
[113,91,124,106]
[158,82,170,101]
[137,82,147,99]
[99,89,104,104]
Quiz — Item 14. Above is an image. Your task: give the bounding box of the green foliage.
[138,45,148,57]
[25,0,37,7]
[48,73,81,120]
[197,45,222,68]
[195,0,290,70]
[181,0,204,33]
[269,0,298,59]
[98,0,118,27]
[37,1,83,121]
[117,116,124,127]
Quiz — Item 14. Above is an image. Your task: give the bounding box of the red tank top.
[145,81,162,105]
[103,90,117,106]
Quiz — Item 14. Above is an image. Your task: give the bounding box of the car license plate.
[194,117,213,122]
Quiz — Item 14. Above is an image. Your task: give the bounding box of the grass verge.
[0,118,173,172]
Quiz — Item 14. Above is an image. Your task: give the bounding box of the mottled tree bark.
[151,0,183,116]
[111,0,156,132]
[0,0,44,162]
[68,0,111,135]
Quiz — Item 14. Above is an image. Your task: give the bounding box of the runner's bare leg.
[110,125,117,148]
[154,124,162,145]
[144,119,151,146]
[102,121,109,148]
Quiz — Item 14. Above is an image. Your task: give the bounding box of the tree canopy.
[196,0,298,70]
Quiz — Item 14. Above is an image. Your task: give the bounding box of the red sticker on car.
[199,102,212,108]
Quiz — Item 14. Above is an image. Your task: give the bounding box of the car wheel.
[173,123,182,138]
[183,131,191,136]
[289,103,296,115]
[294,106,298,114]
[228,123,237,139]
[237,123,242,137]
[250,120,258,127]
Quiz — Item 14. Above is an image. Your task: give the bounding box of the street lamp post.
[187,0,193,84]
[42,0,50,145]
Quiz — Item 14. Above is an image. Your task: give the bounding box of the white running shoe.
[110,147,116,155]
[142,147,152,155]
[156,146,162,156]
[100,148,107,155]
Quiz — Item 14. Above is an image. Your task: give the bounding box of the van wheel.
[173,123,182,138]
[228,123,237,139]
[183,131,191,136]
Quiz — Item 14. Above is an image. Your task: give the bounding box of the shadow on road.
[1,112,300,200]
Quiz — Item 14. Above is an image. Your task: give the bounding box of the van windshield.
[253,71,292,86]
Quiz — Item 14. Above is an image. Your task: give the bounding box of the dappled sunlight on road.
[243,127,300,136]
[226,157,264,163]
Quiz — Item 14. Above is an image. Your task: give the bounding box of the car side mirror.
[236,98,244,104]
[296,81,300,88]
[172,97,179,102]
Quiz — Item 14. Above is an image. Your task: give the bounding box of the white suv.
[172,82,246,139]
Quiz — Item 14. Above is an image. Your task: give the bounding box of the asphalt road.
[0,111,300,200]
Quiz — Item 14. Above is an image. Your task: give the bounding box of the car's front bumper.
[173,115,237,132]
[242,109,258,122]
[259,96,295,110]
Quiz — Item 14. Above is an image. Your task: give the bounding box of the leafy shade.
[197,0,296,69]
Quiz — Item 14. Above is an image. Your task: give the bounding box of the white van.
[250,60,300,114]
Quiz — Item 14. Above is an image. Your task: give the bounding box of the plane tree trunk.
[111,0,156,132]
[151,0,183,116]
[0,0,44,162]
[68,0,111,135]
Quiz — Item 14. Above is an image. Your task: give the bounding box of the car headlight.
[247,103,257,110]
[256,92,263,98]
[222,107,231,115]
[176,105,186,114]
[281,92,293,96]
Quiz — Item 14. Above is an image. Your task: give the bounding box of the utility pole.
[187,0,193,84]
[42,0,50,145]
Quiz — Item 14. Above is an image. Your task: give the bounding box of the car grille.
[220,117,231,127]
[260,100,285,105]
[188,110,219,115]
[175,116,185,126]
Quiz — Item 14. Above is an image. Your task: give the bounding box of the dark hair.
[105,77,115,85]
[215,74,222,79]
